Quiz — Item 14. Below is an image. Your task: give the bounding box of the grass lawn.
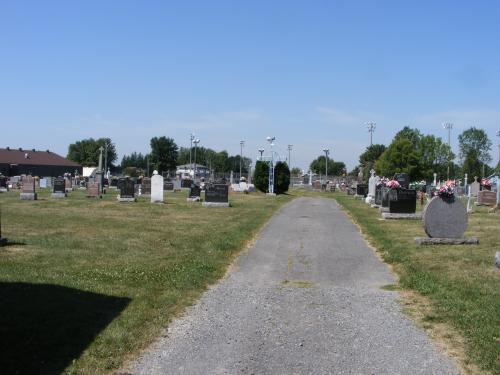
[0,187,293,374]
[332,192,499,375]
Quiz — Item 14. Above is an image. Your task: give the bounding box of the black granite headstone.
[119,178,135,198]
[356,184,368,197]
[189,184,201,198]
[393,173,410,189]
[163,180,174,191]
[181,179,192,189]
[388,188,417,213]
[53,178,66,194]
[0,176,7,191]
[205,184,229,203]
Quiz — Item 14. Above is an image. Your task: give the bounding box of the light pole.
[366,122,376,146]
[442,122,453,179]
[323,149,329,183]
[287,145,293,166]
[104,140,108,179]
[240,140,245,180]
[267,136,275,194]
[189,133,195,173]
[496,129,500,166]
[258,149,264,160]
[193,138,200,179]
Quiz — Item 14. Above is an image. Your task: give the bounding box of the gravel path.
[129,197,459,374]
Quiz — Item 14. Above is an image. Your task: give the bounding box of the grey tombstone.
[477,190,496,206]
[470,177,480,197]
[203,183,229,207]
[118,178,136,202]
[142,177,151,196]
[51,178,67,198]
[87,182,101,198]
[65,178,72,193]
[151,172,164,203]
[416,196,478,245]
[20,176,37,200]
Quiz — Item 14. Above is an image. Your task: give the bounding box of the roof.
[176,164,208,169]
[0,148,81,167]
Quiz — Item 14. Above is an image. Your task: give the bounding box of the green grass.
[332,192,500,374]
[0,187,293,374]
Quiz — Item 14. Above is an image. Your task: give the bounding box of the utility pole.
[366,122,376,146]
[323,149,330,183]
[497,129,500,166]
[287,145,293,167]
[189,133,195,175]
[193,138,200,180]
[104,141,108,179]
[442,122,453,180]
[267,136,275,194]
[240,140,245,180]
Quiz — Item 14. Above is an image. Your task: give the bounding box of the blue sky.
[1,1,499,170]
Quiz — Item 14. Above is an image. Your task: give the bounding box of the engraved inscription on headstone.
[119,178,135,200]
[388,188,417,214]
[142,177,151,196]
[20,176,37,200]
[356,184,368,197]
[51,177,67,198]
[393,173,410,189]
[477,190,496,206]
[203,184,229,207]
[87,182,101,198]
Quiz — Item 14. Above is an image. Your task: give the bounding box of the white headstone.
[230,171,234,185]
[470,177,480,197]
[309,170,313,186]
[151,172,164,203]
[39,178,47,188]
[368,170,379,198]
[433,173,437,186]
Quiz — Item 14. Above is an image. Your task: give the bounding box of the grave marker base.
[0,188,8,193]
[382,212,422,220]
[20,193,37,200]
[51,192,67,199]
[379,207,389,213]
[415,237,479,245]
[203,202,230,208]
[187,197,201,202]
[117,197,136,202]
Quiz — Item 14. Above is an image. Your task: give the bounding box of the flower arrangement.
[481,178,491,187]
[436,180,455,198]
[386,180,400,189]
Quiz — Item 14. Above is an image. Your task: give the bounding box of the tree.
[253,160,268,193]
[358,144,387,180]
[274,161,290,194]
[418,135,454,180]
[150,137,178,173]
[458,127,492,174]
[375,138,420,180]
[461,149,483,178]
[121,152,148,169]
[290,167,302,176]
[309,156,346,176]
[67,138,117,167]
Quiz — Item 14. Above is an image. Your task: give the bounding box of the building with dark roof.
[0,147,82,177]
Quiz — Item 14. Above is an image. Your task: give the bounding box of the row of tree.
[354,126,496,182]
[67,136,253,176]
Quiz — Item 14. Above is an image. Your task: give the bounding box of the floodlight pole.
[366,122,376,146]
[189,133,195,175]
[287,145,293,167]
[193,138,200,179]
[323,149,330,183]
[442,122,453,180]
[258,149,264,160]
[240,140,245,180]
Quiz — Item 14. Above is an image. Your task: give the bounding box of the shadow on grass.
[1,241,26,247]
[0,282,130,375]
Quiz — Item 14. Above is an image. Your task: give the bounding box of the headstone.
[181,179,192,189]
[374,185,383,206]
[51,177,67,198]
[433,173,437,186]
[455,186,465,196]
[477,190,496,206]
[65,178,72,193]
[20,176,37,200]
[313,180,321,190]
[203,184,229,207]
[230,171,234,185]
[393,173,410,189]
[356,184,368,197]
[357,169,363,184]
[87,182,101,198]
[151,172,164,203]
[388,188,417,214]
[368,170,380,200]
[470,177,480,197]
[118,178,136,202]
[173,179,182,191]
[163,180,174,192]
[142,177,151,196]
[0,176,8,192]
[39,178,47,189]
[187,184,201,201]
[423,196,468,238]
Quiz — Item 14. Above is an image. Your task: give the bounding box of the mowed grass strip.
[0,188,293,374]
[332,193,500,374]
